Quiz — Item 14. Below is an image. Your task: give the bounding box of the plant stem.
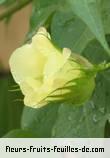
[95,62,110,72]
[0,0,33,21]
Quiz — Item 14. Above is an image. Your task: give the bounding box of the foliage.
[0,0,110,137]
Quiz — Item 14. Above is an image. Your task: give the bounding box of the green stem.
[95,62,110,72]
[0,0,33,21]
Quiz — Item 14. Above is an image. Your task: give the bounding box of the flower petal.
[20,77,42,95]
[44,48,71,80]
[23,79,53,108]
[32,27,59,57]
[9,44,46,83]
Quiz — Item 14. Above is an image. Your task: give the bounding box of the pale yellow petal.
[23,79,53,108]
[37,27,49,37]
[44,48,71,80]
[9,44,46,83]
[32,28,59,57]
[20,77,42,95]
[62,48,71,59]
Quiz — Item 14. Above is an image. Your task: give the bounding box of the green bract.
[9,27,106,108]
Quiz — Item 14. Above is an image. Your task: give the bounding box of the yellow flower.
[9,27,96,108]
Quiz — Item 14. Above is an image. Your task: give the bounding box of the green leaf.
[0,73,23,137]
[68,0,110,55]
[51,73,110,137]
[3,129,37,138]
[26,0,63,41]
[21,103,59,138]
[26,6,56,41]
[101,0,110,35]
[51,10,94,53]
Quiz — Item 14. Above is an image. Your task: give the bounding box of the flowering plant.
[9,27,110,108]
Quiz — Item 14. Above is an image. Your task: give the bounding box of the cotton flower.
[9,27,96,108]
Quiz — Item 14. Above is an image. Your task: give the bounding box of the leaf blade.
[68,0,110,55]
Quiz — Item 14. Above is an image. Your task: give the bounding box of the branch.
[0,0,33,21]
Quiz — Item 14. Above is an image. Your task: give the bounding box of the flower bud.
[9,27,107,108]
